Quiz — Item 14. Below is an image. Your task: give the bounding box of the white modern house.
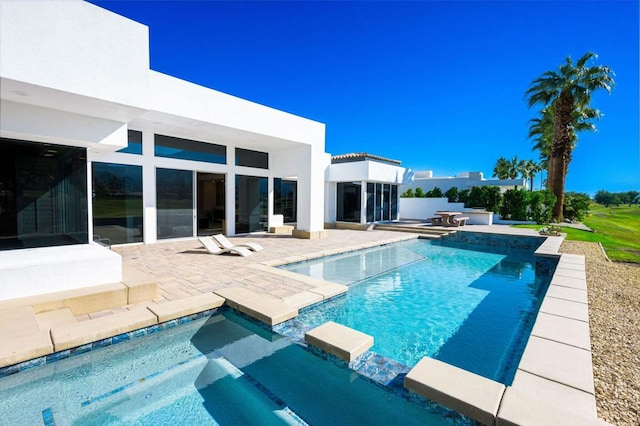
[403,170,526,194]
[0,0,329,299]
[325,153,413,226]
[0,0,416,301]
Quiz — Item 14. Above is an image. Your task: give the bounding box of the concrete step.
[374,224,454,237]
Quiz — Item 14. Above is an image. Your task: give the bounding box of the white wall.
[326,160,409,184]
[403,176,526,194]
[271,144,328,233]
[399,198,465,220]
[0,0,149,110]
[149,72,325,148]
[399,198,494,225]
[1,100,128,151]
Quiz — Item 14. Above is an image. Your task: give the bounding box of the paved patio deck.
[112,229,424,308]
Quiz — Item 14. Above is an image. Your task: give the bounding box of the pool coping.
[273,232,605,425]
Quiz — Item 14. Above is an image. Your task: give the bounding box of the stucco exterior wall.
[0,0,149,109]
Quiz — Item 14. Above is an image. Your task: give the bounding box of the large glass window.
[337,182,361,222]
[391,185,398,220]
[156,168,193,239]
[274,178,297,223]
[366,183,375,222]
[383,184,391,220]
[92,163,143,245]
[118,130,143,155]
[235,175,268,233]
[364,182,398,223]
[0,138,88,250]
[155,134,226,164]
[235,148,268,169]
[375,183,383,221]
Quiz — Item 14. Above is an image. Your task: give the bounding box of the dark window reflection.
[366,182,375,222]
[235,175,267,233]
[156,168,193,239]
[92,162,143,244]
[118,130,143,155]
[337,182,361,222]
[274,178,297,223]
[235,148,268,169]
[363,183,398,223]
[155,134,226,164]
[0,138,88,250]
[391,185,398,220]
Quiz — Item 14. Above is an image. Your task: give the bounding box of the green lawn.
[513,203,640,263]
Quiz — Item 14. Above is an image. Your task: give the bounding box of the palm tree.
[492,157,511,179]
[528,104,601,190]
[518,159,540,191]
[528,106,554,187]
[494,156,524,180]
[508,156,524,179]
[526,52,614,220]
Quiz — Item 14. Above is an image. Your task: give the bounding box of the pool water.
[286,240,549,384]
[0,311,454,425]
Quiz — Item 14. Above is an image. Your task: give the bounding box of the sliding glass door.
[156,168,193,239]
[197,173,225,236]
[235,175,267,233]
[364,183,399,224]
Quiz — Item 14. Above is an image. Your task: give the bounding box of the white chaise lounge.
[212,234,264,252]
[198,237,252,257]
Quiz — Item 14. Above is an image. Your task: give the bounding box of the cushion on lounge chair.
[212,234,264,252]
[198,237,252,257]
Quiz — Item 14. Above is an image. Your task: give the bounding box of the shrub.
[465,186,502,212]
[400,188,415,198]
[564,192,590,221]
[530,190,556,224]
[415,187,425,198]
[457,189,470,206]
[445,187,459,203]
[425,187,443,198]
[500,189,529,220]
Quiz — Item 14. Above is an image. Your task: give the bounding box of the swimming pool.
[0,311,460,425]
[284,238,550,385]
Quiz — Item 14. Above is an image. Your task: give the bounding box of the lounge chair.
[198,237,252,257]
[212,234,264,252]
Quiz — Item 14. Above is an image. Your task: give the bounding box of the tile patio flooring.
[111,229,424,311]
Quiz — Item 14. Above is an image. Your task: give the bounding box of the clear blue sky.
[91,0,639,195]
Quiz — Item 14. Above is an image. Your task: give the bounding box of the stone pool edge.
[396,233,605,425]
[272,231,607,425]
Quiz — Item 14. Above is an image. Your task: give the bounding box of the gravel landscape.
[560,240,640,426]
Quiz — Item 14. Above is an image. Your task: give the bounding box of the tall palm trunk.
[550,91,574,221]
[546,154,555,191]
